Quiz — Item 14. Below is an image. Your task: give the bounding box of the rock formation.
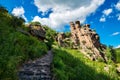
[57,33,65,47]
[29,24,46,40]
[57,33,71,47]
[70,21,106,61]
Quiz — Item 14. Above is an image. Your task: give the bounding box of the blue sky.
[0,0,120,47]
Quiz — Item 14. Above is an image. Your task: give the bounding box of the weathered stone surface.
[18,50,53,80]
[29,24,46,40]
[57,33,71,48]
[69,21,106,61]
[57,33,65,47]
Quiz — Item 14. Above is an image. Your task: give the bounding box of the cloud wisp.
[100,16,106,22]
[99,8,113,22]
[115,1,120,11]
[111,32,120,36]
[115,45,120,49]
[103,8,113,16]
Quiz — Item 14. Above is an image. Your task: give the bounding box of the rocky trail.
[18,50,53,80]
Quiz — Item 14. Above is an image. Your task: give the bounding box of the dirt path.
[18,50,53,80]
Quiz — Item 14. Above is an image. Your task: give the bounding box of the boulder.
[29,25,46,40]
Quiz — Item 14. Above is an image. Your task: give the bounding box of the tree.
[0,6,8,13]
[109,46,116,62]
[10,16,25,28]
[65,32,71,37]
[30,21,41,26]
[43,25,57,49]
[0,6,8,19]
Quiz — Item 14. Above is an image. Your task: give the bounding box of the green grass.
[115,48,120,63]
[0,9,48,80]
[52,46,119,80]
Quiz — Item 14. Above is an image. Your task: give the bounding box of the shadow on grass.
[52,48,114,80]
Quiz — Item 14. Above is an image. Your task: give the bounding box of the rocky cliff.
[57,21,107,61]
[70,21,107,61]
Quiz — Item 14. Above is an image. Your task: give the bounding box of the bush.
[43,25,57,49]
[115,48,120,63]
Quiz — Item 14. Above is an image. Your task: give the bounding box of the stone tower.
[70,21,106,61]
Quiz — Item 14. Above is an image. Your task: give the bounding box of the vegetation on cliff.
[0,6,48,79]
[52,45,120,80]
[115,48,120,63]
[43,25,57,49]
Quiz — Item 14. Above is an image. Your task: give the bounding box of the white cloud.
[33,0,105,30]
[115,1,120,11]
[112,32,120,36]
[99,8,112,22]
[99,16,106,22]
[117,14,120,20]
[12,7,24,16]
[103,8,112,16]
[115,45,120,49]
[33,16,50,27]
[12,7,27,21]
[118,15,120,20]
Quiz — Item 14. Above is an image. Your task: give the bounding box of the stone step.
[41,75,51,79]
[33,63,50,67]
[23,63,36,68]
[19,71,34,76]
[18,50,53,80]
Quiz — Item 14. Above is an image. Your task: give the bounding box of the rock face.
[57,33,71,47]
[70,21,106,61]
[18,50,53,80]
[29,24,46,40]
[57,33,65,47]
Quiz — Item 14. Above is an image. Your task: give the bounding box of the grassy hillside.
[115,48,120,63]
[0,7,48,79]
[52,46,119,80]
[1,6,120,80]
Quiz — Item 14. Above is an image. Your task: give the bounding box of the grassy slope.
[0,10,48,79]
[115,48,120,63]
[52,46,119,80]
